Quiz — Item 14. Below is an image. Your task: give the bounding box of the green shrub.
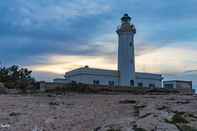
[177,125,197,131]
[172,113,189,123]
[133,124,147,131]
[45,83,100,94]
[0,65,35,92]
[165,112,188,124]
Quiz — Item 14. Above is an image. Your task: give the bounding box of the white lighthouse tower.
[117,14,136,87]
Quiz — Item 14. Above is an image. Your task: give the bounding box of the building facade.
[163,80,192,89]
[60,66,163,87]
[54,14,163,88]
[163,80,194,94]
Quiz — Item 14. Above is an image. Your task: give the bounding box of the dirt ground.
[0,93,197,131]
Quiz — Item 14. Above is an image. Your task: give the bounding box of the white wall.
[136,78,162,88]
[163,81,192,89]
[136,72,163,88]
[63,68,163,88]
[117,32,136,86]
[53,79,72,84]
[66,74,119,86]
[163,81,176,88]
[176,81,192,89]
[67,74,162,88]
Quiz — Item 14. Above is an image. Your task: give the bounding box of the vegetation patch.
[177,125,197,131]
[133,125,147,131]
[172,113,188,123]
[188,113,197,119]
[45,83,101,94]
[133,128,147,131]
[165,112,188,124]
[0,65,37,93]
[172,111,186,115]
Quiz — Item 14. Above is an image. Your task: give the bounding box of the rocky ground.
[0,93,197,131]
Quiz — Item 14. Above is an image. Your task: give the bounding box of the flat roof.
[163,80,192,83]
[65,67,163,80]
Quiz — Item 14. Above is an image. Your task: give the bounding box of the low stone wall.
[176,88,195,95]
[38,82,195,95]
[39,82,67,92]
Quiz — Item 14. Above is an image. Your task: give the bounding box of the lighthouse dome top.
[117,14,136,34]
[121,13,131,23]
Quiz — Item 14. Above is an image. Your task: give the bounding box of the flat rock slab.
[0,94,196,131]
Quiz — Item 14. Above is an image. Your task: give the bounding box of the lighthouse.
[116,14,136,87]
[59,13,163,88]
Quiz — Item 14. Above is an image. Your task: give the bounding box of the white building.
[163,80,192,89]
[54,14,163,88]
[163,80,194,94]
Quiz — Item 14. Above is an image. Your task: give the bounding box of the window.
[130,58,133,64]
[149,84,155,88]
[130,42,133,46]
[164,84,174,89]
[130,80,134,87]
[108,81,115,86]
[138,83,143,87]
[93,80,100,85]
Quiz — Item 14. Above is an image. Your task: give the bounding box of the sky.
[0,0,197,89]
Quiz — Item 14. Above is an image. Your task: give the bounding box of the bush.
[133,128,147,131]
[177,125,197,131]
[0,65,35,92]
[172,113,188,123]
[45,83,100,94]
[165,112,188,124]
[133,125,147,131]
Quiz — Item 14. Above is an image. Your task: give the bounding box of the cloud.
[28,54,116,75]
[184,70,197,74]
[1,0,111,27]
[164,70,197,91]
[32,71,64,82]
[1,0,197,90]
[27,41,197,75]
[136,43,197,74]
[0,0,114,67]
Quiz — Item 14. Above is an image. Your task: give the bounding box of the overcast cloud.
[0,0,197,89]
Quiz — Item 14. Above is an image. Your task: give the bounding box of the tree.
[0,65,35,92]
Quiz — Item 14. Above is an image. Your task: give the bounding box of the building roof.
[65,67,163,80]
[163,80,192,83]
[65,67,118,77]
